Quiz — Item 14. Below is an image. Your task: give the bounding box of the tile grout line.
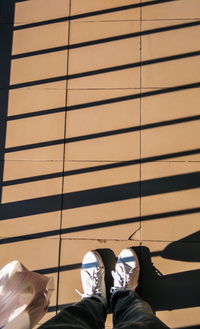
[56,0,72,313]
[128,1,143,243]
[9,18,200,25]
[1,236,199,244]
[1,87,198,90]
[66,18,200,22]
[1,159,200,163]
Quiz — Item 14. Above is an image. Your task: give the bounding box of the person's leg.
[38,295,106,329]
[111,248,170,329]
[38,250,107,329]
[111,290,169,329]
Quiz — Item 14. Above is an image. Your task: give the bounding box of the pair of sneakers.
[77,248,140,306]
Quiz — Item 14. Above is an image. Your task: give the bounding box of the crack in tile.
[128,227,141,240]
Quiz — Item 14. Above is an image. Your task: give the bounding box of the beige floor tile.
[141,87,200,161]
[10,51,68,87]
[140,241,200,328]
[142,20,200,60]
[142,56,199,88]
[4,112,65,160]
[13,22,69,55]
[68,21,140,89]
[4,146,65,162]
[69,21,140,49]
[0,160,62,237]
[1,160,60,184]
[58,239,140,328]
[142,0,200,20]
[0,212,61,239]
[141,119,200,161]
[0,237,59,268]
[4,83,67,161]
[71,0,140,21]
[5,113,65,150]
[141,162,200,241]
[141,86,200,123]
[142,20,200,88]
[0,238,59,318]
[65,89,140,161]
[2,160,62,201]
[61,161,140,239]
[69,67,140,89]
[14,0,70,24]
[66,132,140,161]
[7,83,66,117]
[66,89,140,136]
[156,307,200,329]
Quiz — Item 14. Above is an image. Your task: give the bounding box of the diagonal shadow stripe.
[2,148,200,186]
[43,268,200,312]
[65,114,200,143]
[0,171,199,220]
[7,107,67,120]
[36,263,81,275]
[11,20,200,59]
[5,138,65,153]
[66,81,200,110]
[13,0,176,30]
[36,261,103,274]
[0,207,199,244]
[9,51,200,89]
[7,82,200,121]
[4,115,200,153]
[63,50,200,79]
[62,172,200,209]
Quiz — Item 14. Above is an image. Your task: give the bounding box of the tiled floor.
[0,1,200,328]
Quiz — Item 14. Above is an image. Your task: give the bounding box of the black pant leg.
[38,297,106,329]
[111,291,170,329]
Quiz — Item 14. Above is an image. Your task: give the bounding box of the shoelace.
[75,266,102,297]
[112,263,136,290]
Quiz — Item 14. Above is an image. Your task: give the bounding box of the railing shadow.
[13,0,177,29]
[0,170,199,220]
[12,20,200,59]
[0,207,200,245]
[0,0,15,202]
[8,50,200,90]
[0,0,199,319]
[37,242,200,312]
[139,242,200,311]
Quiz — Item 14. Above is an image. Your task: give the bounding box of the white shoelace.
[112,263,136,291]
[75,266,102,298]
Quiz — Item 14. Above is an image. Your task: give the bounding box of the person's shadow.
[94,232,200,314]
[137,231,200,312]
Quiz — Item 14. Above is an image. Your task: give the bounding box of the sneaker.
[76,250,107,305]
[111,248,140,293]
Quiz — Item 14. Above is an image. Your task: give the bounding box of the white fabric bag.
[0,260,54,329]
